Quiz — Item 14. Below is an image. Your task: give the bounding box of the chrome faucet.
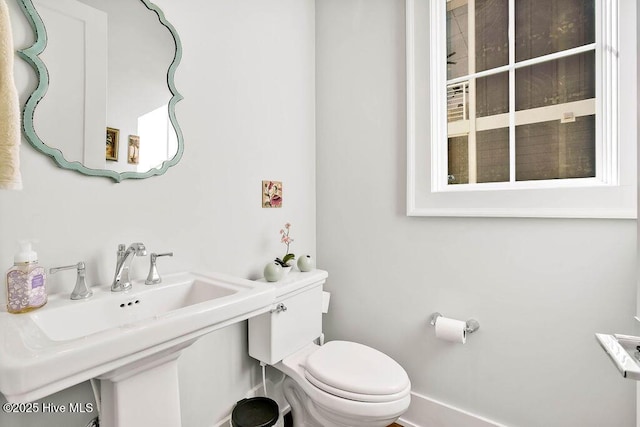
[111,242,147,292]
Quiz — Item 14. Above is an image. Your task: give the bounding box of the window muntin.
[444,0,597,188]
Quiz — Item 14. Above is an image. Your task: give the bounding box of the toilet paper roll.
[435,316,467,344]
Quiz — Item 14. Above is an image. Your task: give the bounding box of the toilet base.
[282,377,404,427]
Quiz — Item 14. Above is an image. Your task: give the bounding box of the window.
[406,0,636,218]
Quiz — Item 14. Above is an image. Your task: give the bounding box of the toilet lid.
[304,341,410,402]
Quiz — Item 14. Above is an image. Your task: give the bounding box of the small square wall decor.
[262,180,282,208]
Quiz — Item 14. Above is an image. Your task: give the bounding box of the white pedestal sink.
[0,272,276,427]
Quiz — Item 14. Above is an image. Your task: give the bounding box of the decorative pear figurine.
[297,255,315,272]
[264,261,284,282]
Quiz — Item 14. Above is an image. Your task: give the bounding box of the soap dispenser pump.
[6,241,47,313]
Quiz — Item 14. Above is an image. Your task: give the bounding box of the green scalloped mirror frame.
[17,0,184,182]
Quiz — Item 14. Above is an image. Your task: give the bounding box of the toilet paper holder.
[429,312,480,334]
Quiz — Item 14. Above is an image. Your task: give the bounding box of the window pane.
[476,0,508,72]
[476,72,508,117]
[447,2,469,80]
[515,51,595,111]
[515,115,595,181]
[477,128,509,183]
[448,136,468,185]
[516,0,595,62]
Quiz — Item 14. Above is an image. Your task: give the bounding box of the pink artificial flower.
[279,222,294,258]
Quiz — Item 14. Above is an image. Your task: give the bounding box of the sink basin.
[0,272,275,403]
[31,275,239,341]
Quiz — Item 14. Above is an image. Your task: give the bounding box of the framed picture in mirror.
[106,127,119,161]
[128,135,140,165]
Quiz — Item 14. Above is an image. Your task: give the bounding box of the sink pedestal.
[98,343,193,427]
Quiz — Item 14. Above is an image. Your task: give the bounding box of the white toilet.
[249,270,411,427]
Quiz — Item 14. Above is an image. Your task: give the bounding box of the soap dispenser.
[6,241,47,313]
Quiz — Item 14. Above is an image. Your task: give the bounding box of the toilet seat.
[305,371,411,403]
[303,341,410,403]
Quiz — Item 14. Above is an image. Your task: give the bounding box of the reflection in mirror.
[18,0,183,182]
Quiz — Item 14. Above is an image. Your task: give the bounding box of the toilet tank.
[249,270,328,365]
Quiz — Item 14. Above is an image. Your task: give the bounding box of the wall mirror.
[18,0,183,182]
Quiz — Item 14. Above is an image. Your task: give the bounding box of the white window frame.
[406,0,637,218]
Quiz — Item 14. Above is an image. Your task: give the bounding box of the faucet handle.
[50,261,93,300]
[145,252,174,285]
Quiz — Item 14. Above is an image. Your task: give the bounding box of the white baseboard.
[398,391,507,427]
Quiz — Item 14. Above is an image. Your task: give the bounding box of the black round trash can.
[231,397,279,427]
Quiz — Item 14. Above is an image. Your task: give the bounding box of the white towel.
[0,0,22,190]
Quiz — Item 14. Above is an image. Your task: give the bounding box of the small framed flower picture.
[262,180,282,208]
[106,127,119,161]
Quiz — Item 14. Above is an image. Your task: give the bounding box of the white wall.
[316,1,637,426]
[0,0,315,426]
[2,0,636,426]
